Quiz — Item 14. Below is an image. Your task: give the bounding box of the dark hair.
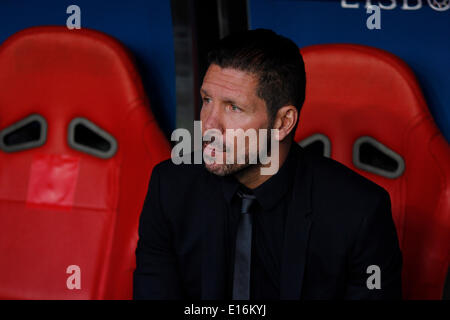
[207,28,306,132]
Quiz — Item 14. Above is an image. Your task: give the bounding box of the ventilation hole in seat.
[0,114,47,152]
[359,142,398,172]
[298,133,331,157]
[74,123,111,152]
[4,121,41,146]
[68,118,117,159]
[353,136,405,179]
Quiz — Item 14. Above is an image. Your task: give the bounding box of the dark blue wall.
[249,0,450,142]
[0,0,176,134]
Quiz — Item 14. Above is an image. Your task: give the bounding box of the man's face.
[200,64,272,176]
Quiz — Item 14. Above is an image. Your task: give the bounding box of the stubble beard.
[203,157,253,177]
[202,120,274,177]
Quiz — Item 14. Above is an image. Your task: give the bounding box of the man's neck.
[234,140,291,189]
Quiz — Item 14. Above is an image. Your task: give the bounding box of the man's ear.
[272,105,298,141]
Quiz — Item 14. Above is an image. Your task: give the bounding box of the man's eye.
[202,97,212,104]
[228,104,241,112]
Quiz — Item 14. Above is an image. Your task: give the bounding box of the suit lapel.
[201,172,228,300]
[280,145,313,300]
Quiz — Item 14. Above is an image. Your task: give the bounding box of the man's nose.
[202,104,223,133]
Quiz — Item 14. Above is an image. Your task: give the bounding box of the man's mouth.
[203,141,226,158]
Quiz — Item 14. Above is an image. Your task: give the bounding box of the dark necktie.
[232,191,256,300]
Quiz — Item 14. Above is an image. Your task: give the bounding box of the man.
[133,29,402,300]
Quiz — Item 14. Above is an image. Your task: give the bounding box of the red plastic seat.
[296,44,450,299]
[0,26,171,299]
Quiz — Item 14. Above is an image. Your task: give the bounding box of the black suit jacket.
[133,143,402,299]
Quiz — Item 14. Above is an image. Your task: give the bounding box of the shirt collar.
[219,143,297,210]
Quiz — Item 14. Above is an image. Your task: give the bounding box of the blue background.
[0,0,176,134]
[248,0,450,142]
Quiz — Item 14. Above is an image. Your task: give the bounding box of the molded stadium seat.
[296,44,450,299]
[0,26,171,299]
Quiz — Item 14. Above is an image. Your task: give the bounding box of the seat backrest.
[296,44,450,299]
[0,26,171,299]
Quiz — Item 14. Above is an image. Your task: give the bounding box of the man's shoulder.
[296,147,392,233]
[300,147,390,206]
[149,155,215,217]
[151,154,208,186]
